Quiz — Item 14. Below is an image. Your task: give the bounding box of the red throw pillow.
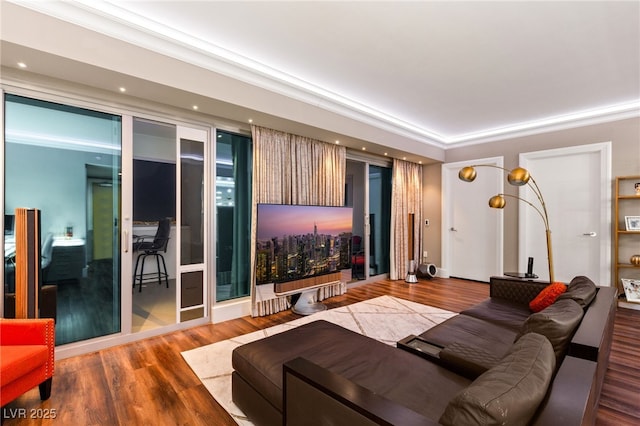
[529,282,567,313]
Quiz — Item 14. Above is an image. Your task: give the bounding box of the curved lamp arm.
[459,165,555,283]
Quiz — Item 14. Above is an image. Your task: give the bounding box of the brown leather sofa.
[231,276,617,425]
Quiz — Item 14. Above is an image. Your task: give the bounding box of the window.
[216,131,252,301]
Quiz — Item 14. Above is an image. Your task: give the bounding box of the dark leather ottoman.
[232,320,470,426]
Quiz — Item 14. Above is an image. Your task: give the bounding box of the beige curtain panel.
[249,125,347,316]
[390,158,423,280]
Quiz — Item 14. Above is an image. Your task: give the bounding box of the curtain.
[250,126,347,316]
[390,159,423,280]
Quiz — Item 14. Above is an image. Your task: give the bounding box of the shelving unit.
[614,175,640,310]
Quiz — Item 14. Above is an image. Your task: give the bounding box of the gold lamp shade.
[489,195,506,209]
[458,166,477,182]
[507,167,530,186]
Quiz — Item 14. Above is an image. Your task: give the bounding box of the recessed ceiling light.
[248,119,253,123]
[17,62,27,68]
[403,157,407,160]
[335,140,340,144]
[384,152,388,156]
[192,105,198,110]
[419,161,423,164]
[119,87,126,93]
[362,147,366,151]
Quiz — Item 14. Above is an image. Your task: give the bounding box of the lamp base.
[405,273,418,283]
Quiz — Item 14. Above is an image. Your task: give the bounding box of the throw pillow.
[439,333,555,426]
[529,282,567,312]
[557,275,597,308]
[516,299,583,363]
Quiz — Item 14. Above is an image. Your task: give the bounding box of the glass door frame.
[121,119,211,336]
[176,126,209,323]
[346,152,392,281]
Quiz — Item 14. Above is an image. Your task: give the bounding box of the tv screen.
[255,204,353,285]
[4,214,15,236]
[133,159,176,222]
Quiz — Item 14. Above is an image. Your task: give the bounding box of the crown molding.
[8,1,640,150]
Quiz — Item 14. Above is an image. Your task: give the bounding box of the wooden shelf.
[614,175,640,299]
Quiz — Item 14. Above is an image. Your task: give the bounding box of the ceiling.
[1,1,639,161]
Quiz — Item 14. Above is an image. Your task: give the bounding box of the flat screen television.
[255,204,353,286]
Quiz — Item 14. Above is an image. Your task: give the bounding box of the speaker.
[416,263,437,279]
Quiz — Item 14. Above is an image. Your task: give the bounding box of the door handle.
[124,230,129,253]
[583,232,597,237]
[450,227,458,232]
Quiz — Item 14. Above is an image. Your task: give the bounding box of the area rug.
[181,295,455,425]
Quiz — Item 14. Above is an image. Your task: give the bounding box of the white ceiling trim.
[9,0,640,149]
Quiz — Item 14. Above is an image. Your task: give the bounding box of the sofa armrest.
[490,276,548,304]
[532,356,598,426]
[569,286,617,362]
[283,357,439,426]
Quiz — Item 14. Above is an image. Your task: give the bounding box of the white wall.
[4,142,117,240]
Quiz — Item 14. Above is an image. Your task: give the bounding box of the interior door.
[520,143,611,284]
[442,158,503,281]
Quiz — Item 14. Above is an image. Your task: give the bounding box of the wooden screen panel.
[15,208,41,318]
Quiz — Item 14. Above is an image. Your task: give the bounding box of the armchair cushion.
[0,318,55,406]
[1,346,48,385]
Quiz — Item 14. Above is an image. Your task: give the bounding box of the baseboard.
[618,299,640,311]
[212,297,252,323]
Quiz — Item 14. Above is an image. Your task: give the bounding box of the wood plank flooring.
[3,277,639,425]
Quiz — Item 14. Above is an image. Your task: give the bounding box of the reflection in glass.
[180,139,204,265]
[132,118,177,332]
[4,94,121,345]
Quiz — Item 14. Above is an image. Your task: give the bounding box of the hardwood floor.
[3,277,639,425]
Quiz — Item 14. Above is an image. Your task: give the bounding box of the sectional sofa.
[231,276,617,425]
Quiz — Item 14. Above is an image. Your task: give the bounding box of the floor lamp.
[458,165,555,283]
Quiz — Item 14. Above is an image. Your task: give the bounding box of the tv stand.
[274,272,344,316]
[291,288,328,315]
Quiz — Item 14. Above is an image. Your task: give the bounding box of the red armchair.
[0,318,55,406]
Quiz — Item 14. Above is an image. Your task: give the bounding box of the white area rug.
[181,295,455,425]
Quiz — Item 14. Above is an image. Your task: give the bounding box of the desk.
[46,238,85,283]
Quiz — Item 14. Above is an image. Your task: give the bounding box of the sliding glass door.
[129,119,209,329]
[369,165,391,276]
[131,118,177,332]
[4,94,122,345]
[3,94,211,348]
[346,159,392,280]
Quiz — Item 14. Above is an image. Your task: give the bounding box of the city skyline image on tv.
[255,204,353,285]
